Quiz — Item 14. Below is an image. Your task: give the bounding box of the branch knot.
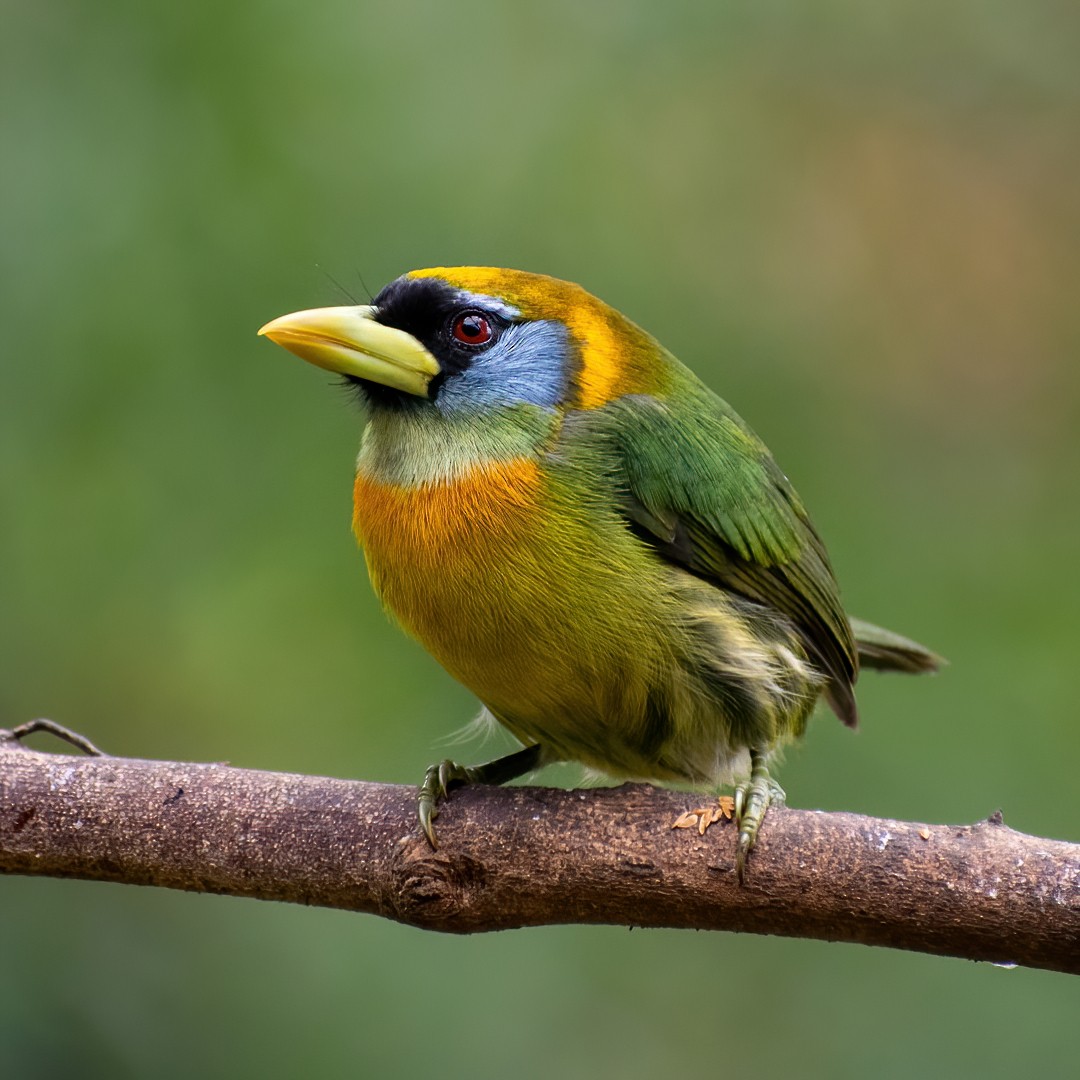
[387,838,489,928]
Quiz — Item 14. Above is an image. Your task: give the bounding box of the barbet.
[260,267,939,877]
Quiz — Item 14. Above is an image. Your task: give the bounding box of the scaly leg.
[418,743,547,848]
[733,749,786,882]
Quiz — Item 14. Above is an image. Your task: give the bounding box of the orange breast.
[351,459,550,673]
[353,458,543,570]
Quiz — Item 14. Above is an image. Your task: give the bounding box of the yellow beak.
[258,305,440,398]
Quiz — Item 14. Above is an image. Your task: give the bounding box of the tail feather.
[849,616,944,675]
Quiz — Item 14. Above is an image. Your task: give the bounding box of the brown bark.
[1,730,1077,974]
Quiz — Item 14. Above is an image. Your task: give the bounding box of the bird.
[259,267,940,879]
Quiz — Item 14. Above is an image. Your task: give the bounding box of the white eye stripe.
[450,290,520,321]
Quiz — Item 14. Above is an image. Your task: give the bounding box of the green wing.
[596,386,859,726]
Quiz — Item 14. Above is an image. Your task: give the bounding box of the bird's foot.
[416,744,548,849]
[672,795,736,835]
[417,759,480,849]
[733,753,785,883]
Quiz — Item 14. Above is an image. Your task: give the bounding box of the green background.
[3,2,1078,1076]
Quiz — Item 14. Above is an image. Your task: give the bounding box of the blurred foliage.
[2,1,1078,1076]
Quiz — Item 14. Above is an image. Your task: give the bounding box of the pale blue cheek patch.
[435,321,570,413]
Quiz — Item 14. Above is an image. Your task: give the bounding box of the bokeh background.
[3,2,1078,1076]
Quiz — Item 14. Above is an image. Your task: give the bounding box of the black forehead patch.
[371,276,462,352]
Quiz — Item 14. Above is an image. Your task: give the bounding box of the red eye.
[451,312,493,346]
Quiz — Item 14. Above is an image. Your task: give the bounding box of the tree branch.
[1,730,1077,974]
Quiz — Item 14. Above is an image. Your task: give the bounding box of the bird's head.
[258,268,664,415]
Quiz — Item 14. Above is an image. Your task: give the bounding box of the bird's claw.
[733,770,785,882]
[416,745,548,848]
[417,759,477,848]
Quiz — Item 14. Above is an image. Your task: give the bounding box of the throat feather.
[357,403,558,487]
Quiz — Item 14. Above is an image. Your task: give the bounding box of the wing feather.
[595,390,859,726]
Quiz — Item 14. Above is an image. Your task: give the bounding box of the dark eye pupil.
[453,314,491,345]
